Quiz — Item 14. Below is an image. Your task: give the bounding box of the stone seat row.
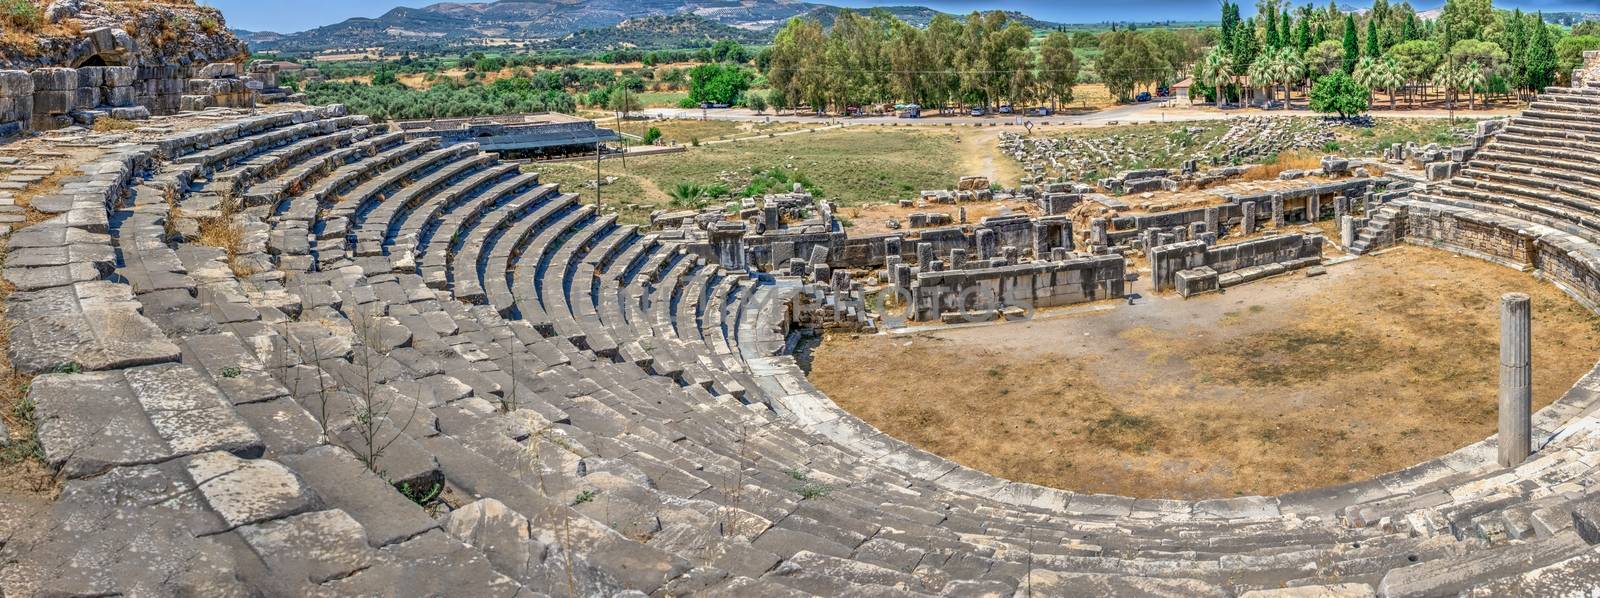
[12,104,1600,596]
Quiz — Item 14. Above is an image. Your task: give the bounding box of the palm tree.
[1353,56,1379,106]
[1248,57,1274,107]
[1375,58,1406,111]
[1460,61,1487,110]
[1275,47,1304,111]
[1431,65,1462,111]
[1198,49,1235,109]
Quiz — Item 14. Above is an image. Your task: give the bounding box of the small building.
[395,112,620,160]
[1170,77,1193,101]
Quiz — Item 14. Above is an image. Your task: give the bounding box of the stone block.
[103,66,135,87]
[76,66,104,88]
[32,68,76,91]
[34,89,73,115]
[74,86,100,110]
[0,70,32,97]
[104,85,135,107]
[197,63,240,79]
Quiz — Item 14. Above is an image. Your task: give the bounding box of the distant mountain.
[246,0,1066,54]
[546,14,769,51]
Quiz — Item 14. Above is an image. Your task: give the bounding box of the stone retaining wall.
[1398,199,1600,310]
[909,253,1125,321]
[1151,233,1324,292]
[0,60,253,135]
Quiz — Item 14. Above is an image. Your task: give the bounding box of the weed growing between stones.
[794,481,832,500]
[397,480,443,508]
[571,489,597,506]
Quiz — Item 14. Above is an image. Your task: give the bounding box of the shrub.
[1,0,40,32]
[642,126,662,145]
[1309,71,1370,119]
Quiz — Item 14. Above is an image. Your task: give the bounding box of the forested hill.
[244,0,1071,54]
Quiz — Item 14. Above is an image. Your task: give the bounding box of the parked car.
[997,104,1013,114]
[698,102,731,109]
[1026,106,1052,117]
[1135,92,1152,103]
[898,104,922,118]
[970,107,986,117]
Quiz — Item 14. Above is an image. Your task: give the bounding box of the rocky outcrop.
[0,0,246,70]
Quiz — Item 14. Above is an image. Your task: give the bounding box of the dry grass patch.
[92,118,140,133]
[810,247,1600,498]
[196,214,252,277]
[1240,152,1325,181]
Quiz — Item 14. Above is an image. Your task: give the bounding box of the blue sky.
[208,0,1600,34]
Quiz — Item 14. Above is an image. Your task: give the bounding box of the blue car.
[1135,92,1152,102]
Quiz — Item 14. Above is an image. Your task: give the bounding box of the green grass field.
[527,127,967,224]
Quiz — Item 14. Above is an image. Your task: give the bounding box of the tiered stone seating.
[8,101,1600,598]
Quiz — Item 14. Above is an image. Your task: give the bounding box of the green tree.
[1038,31,1081,109]
[1387,39,1443,105]
[1438,0,1493,49]
[1525,16,1559,92]
[1310,71,1370,118]
[1305,39,1346,78]
[747,91,769,113]
[1432,62,1465,110]
[1197,47,1236,108]
[687,63,752,106]
[606,86,640,119]
[371,69,398,87]
[642,127,662,145]
[1274,46,1305,109]
[1366,19,1381,59]
[1342,14,1361,73]
[1099,30,1168,103]
[1557,36,1600,85]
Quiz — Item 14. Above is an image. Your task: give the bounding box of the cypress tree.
[1402,13,1417,41]
[1366,19,1380,58]
[1504,9,1528,91]
[1343,14,1360,73]
[1525,13,1558,92]
[1265,10,1278,50]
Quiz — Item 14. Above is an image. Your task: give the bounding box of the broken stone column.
[808,245,830,265]
[1242,202,1258,235]
[1271,194,1285,228]
[1307,194,1322,223]
[1090,218,1108,246]
[1499,293,1533,468]
[916,242,935,267]
[830,268,851,293]
[1204,207,1219,236]
[1340,215,1356,248]
[958,206,967,224]
[950,248,968,270]
[1362,192,1374,216]
[709,221,747,269]
[762,204,781,232]
[975,229,997,260]
[884,236,902,267]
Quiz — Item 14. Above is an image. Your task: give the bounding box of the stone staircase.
[1347,204,1404,255]
[3,102,1600,597]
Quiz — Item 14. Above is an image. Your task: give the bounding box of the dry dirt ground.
[807,247,1600,499]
